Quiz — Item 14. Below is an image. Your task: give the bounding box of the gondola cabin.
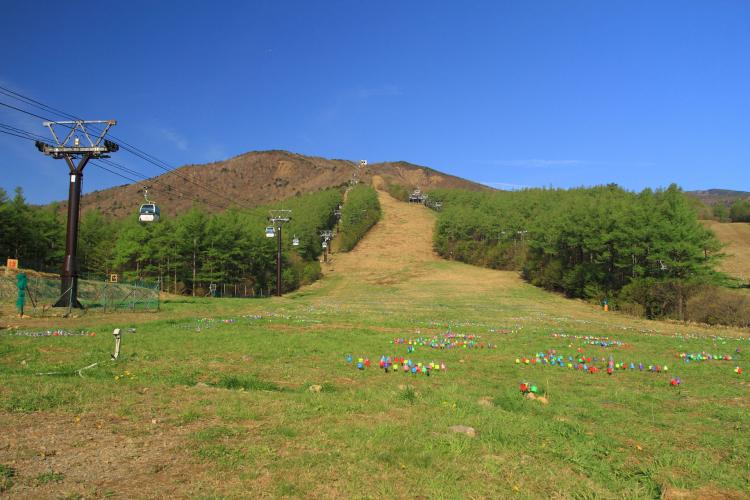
[322,241,327,249]
[138,203,160,222]
[292,236,300,246]
[265,226,276,238]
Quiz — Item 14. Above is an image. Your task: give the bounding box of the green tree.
[1,186,345,296]
[712,202,730,222]
[729,199,750,222]
[79,209,117,277]
[431,183,724,319]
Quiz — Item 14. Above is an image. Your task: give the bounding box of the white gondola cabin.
[139,203,160,222]
[292,236,300,246]
[265,226,276,238]
[322,241,327,249]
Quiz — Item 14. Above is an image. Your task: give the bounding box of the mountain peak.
[79,151,487,218]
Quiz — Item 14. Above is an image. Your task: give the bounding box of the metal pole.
[36,120,117,308]
[53,154,90,308]
[276,223,282,296]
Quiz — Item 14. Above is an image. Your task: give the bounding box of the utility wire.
[0,121,52,142]
[91,162,142,184]
[92,161,228,213]
[0,121,232,212]
[0,86,80,122]
[95,158,232,211]
[97,158,233,211]
[0,128,37,141]
[1,92,249,209]
[0,119,222,208]
[0,118,229,211]
[0,100,62,125]
[0,87,253,210]
[0,122,143,192]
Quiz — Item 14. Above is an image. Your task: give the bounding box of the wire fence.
[0,273,159,315]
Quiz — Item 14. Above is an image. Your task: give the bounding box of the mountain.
[78,150,489,218]
[365,161,490,192]
[687,189,750,206]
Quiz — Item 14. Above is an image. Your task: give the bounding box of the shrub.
[385,183,410,202]
[729,199,750,222]
[301,261,321,285]
[618,278,704,320]
[686,286,750,327]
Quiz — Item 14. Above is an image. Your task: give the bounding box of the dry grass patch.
[703,220,750,280]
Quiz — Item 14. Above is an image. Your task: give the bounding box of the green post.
[16,273,27,316]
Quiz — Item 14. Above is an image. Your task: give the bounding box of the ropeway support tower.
[35,120,119,308]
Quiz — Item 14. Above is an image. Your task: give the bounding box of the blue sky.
[1,0,749,204]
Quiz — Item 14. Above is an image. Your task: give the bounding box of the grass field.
[1,189,748,498]
[703,220,750,282]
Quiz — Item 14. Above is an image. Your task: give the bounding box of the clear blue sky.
[1,0,748,204]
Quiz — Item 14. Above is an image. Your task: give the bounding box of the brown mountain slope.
[702,220,750,280]
[78,151,489,218]
[363,161,490,192]
[83,151,353,218]
[688,189,750,207]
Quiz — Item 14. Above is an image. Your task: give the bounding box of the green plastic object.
[16,273,27,311]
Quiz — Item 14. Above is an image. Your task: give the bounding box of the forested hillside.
[2,187,345,296]
[0,187,65,272]
[687,189,750,221]
[429,184,749,325]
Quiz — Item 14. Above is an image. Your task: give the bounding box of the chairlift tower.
[35,120,119,308]
[269,209,291,296]
[409,187,427,204]
[351,159,367,186]
[320,229,334,263]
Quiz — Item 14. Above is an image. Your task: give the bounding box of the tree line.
[428,184,750,325]
[712,199,750,222]
[0,187,65,271]
[1,187,354,296]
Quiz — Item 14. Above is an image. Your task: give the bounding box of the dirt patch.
[0,410,208,498]
[661,484,748,500]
